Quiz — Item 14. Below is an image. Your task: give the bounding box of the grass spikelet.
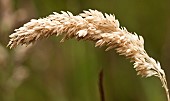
[7,9,169,101]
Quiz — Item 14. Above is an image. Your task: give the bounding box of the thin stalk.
[99,69,105,101]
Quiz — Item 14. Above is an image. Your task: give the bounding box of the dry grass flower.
[7,9,169,101]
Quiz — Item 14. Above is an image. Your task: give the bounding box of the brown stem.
[99,69,105,101]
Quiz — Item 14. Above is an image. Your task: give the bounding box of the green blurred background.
[0,0,170,101]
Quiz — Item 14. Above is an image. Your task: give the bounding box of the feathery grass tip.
[7,9,169,101]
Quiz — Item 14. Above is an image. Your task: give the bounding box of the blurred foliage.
[0,0,170,101]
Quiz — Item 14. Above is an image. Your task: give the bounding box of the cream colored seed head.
[7,9,169,101]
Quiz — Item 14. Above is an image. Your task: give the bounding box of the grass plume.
[7,9,169,101]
